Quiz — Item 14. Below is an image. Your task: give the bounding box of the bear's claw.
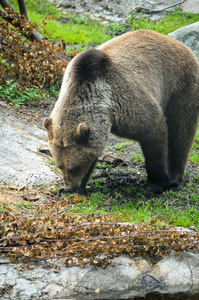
[58,188,75,196]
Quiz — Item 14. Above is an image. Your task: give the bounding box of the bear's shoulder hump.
[72,49,110,82]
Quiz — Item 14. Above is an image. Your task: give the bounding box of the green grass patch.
[113,141,134,156]
[0,79,48,108]
[190,128,199,164]
[131,151,145,165]
[9,0,62,17]
[127,9,199,35]
[70,186,199,230]
[17,202,33,209]
[29,11,109,46]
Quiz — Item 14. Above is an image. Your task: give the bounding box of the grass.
[29,11,109,47]
[190,128,199,164]
[71,178,199,230]
[127,9,199,35]
[0,79,48,109]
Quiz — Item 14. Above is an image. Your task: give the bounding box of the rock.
[54,0,184,23]
[169,22,199,61]
[150,252,199,289]
[181,0,199,13]
[0,253,199,299]
[0,103,61,187]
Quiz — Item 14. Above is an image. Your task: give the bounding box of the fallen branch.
[135,0,185,13]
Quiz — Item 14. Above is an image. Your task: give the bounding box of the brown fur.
[44,30,199,194]
[72,49,110,83]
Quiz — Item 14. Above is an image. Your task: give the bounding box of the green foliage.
[50,186,59,194]
[96,161,111,170]
[113,141,134,156]
[9,0,59,16]
[92,183,109,195]
[190,128,199,164]
[131,151,145,164]
[127,9,199,35]
[49,159,56,165]
[17,202,32,209]
[0,203,10,214]
[113,141,133,149]
[48,84,60,98]
[0,79,47,108]
[35,14,109,47]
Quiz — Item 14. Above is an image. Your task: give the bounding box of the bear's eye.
[68,167,79,175]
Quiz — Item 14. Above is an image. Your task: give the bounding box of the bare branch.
[0,0,43,41]
[17,0,29,21]
[0,0,14,10]
[0,8,43,41]
[135,0,185,13]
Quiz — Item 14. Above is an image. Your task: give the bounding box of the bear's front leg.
[139,119,169,193]
[145,160,169,193]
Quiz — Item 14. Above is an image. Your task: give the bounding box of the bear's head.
[43,117,99,195]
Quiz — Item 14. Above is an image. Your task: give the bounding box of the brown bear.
[43,29,199,195]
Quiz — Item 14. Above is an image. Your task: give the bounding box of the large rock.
[0,102,61,187]
[169,22,199,61]
[1,252,199,299]
[181,0,199,13]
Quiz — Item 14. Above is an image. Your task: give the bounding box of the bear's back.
[98,29,197,65]
[97,30,199,105]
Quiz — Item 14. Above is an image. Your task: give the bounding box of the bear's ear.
[43,117,53,140]
[75,123,90,145]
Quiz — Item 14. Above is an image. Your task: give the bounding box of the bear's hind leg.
[166,108,198,187]
[140,143,169,193]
